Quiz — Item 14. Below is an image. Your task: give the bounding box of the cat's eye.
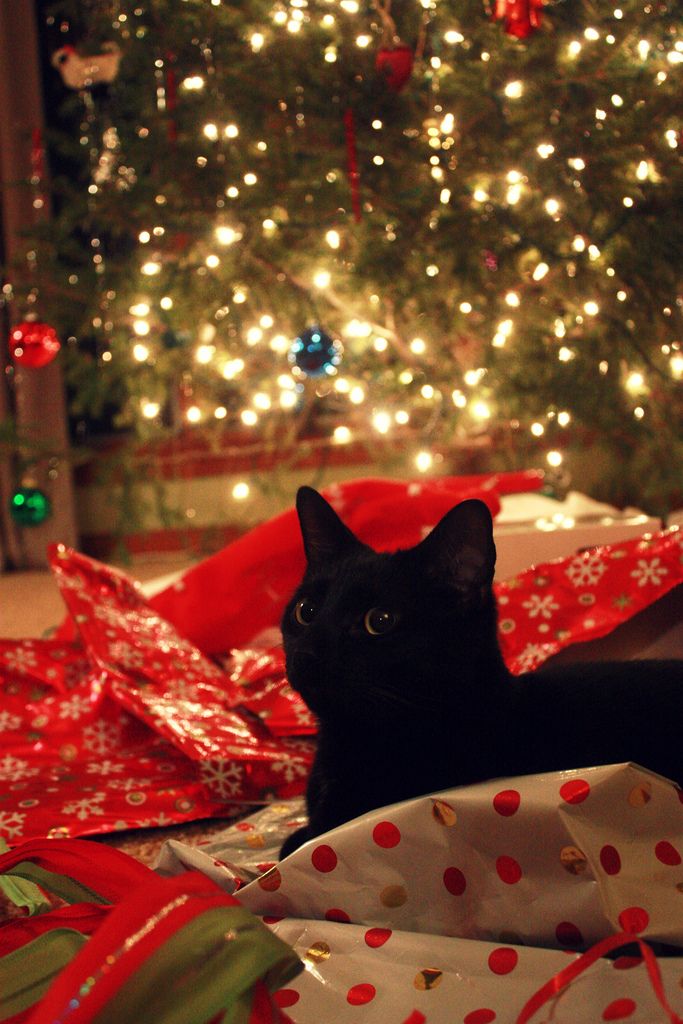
[363,608,398,636]
[294,598,316,626]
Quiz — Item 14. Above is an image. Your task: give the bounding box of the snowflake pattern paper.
[496,526,683,673]
[0,547,315,845]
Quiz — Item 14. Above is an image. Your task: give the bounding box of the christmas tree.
[7,0,683,538]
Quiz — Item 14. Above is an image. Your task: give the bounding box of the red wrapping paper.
[497,526,683,673]
[1,474,680,845]
[147,473,539,653]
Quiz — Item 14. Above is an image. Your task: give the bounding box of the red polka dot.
[365,927,392,948]
[655,840,681,866]
[274,989,300,1008]
[618,907,649,933]
[372,821,401,848]
[236,821,255,831]
[613,956,642,970]
[257,867,281,891]
[555,921,584,947]
[347,983,376,1005]
[487,947,518,975]
[262,915,284,925]
[493,789,521,816]
[325,907,351,923]
[675,787,683,804]
[464,1011,496,1024]
[602,998,637,1020]
[443,867,467,895]
[311,844,337,873]
[600,844,622,875]
[560,779,591,804]
[496,855,522,884]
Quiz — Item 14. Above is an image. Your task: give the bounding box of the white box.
[494,491,661,580]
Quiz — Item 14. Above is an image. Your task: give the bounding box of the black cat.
[280,486,682,858]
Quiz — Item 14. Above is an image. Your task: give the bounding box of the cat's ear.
[417,498,496,595]
[296,486,362,567]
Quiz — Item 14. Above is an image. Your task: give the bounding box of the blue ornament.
[289,326,342,377]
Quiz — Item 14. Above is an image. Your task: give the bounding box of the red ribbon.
[343,108,361,223]
[0,838,154,903]
[0,904,110,957]
[24,872,244,1024]
[516,930,683,1024]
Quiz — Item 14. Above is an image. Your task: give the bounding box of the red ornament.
[375,44,414,93]
[10,321,61,368]
[493,0,544,39]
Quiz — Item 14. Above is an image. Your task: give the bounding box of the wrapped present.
[494,490,662,580]
[156,764,683,1023]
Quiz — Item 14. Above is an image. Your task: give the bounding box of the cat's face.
[281,487,498,723]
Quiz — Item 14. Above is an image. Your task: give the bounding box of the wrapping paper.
[146,472,542,654]
[0,474,681,845]
[0,546,315,844]
[497,525,683,673]
[0,839,300,1024]
[156,764,683,1023]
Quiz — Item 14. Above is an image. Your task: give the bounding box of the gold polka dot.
[414,968,443,991]
[628,782,652,807]
[431,799,457,827]
[560,845,587,875]
[304,942,331,964]
[380,884,408,908]
[246,833,266,849]
[59,744,78,762]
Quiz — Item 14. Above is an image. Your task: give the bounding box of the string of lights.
[6,0,682,523]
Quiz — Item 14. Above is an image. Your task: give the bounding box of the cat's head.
[281,486,501,723]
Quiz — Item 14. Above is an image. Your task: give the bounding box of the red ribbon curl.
[516,930,683,1024]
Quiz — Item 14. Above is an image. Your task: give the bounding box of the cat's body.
[280,487,683,858]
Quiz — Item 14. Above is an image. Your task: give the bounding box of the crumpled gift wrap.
[156,764,683,1023]
[0,545,314,844]
[265,920,683,1024]
[496,526,683,673]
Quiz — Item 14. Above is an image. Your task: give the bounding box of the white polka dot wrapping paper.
[158,762,683,1022]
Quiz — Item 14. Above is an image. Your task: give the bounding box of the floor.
[0,552,192,639]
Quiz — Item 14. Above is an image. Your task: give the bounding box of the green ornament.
[9,487,52,527]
